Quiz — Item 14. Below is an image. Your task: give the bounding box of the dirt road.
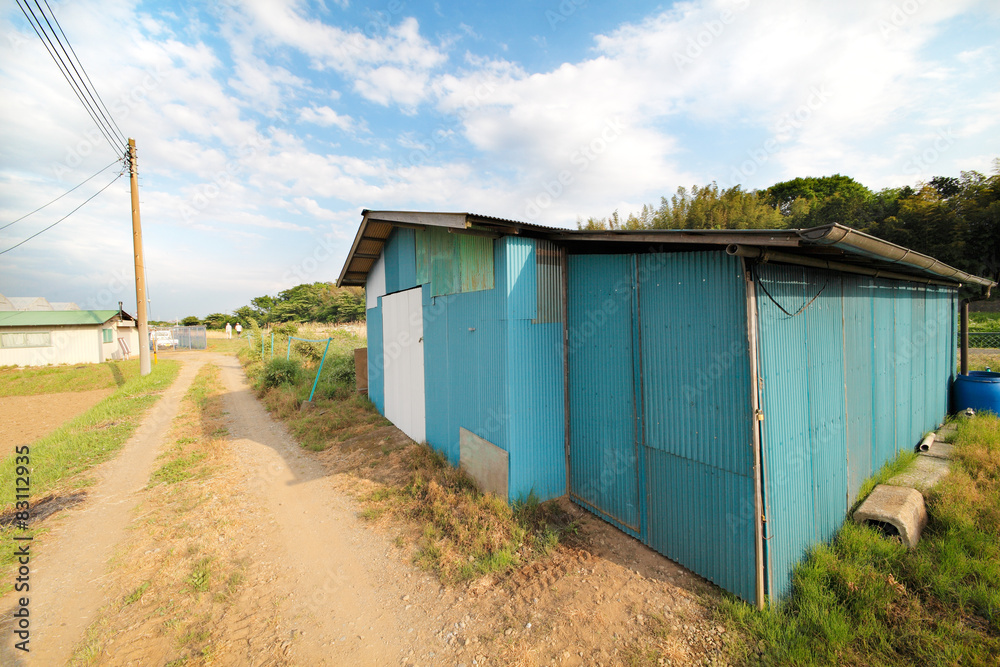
[0,358,207,666]
[1,352,727,666]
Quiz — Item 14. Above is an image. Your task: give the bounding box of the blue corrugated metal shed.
[343,211,994,609]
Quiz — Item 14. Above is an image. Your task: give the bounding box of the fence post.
[286,337,292,361]
[307,338,333,403]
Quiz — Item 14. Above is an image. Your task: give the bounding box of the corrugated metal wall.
[567,254,641,536]
[383,228,416,294]
[639,251,756,603]
[567,250,757,602]
[756,265,957,601]
[366,305,384,414]
[417,234,566,500]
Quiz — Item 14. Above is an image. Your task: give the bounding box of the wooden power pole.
[128,138,151,376]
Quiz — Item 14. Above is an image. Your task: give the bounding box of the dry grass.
[359,445,574,584]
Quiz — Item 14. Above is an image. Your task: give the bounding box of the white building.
[0,309,140,367]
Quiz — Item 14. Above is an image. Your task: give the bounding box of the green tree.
[180,315,201,326]
[202,313,230,330]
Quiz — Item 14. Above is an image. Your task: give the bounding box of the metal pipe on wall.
[726,244,961,288]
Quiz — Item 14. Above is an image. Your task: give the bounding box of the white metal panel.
[0,325,102,366]
[366,252,386,310]
[382,287,425,443]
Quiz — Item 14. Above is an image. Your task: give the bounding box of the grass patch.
[719,413,1000,666]
[187,558,212,593]
[968,312,1000,332]
[0,359,140,397]
[123,581,150,606]
[0,359,180,507]
[969,349,1000,372]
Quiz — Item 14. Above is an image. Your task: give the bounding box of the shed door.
[567,255,641,534]
[382,287,425,443]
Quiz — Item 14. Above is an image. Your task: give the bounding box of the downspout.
[961,282,994,376]
[742,257,767,609]
[561,247,572,497]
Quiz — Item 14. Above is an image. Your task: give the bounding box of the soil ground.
[0,389,113,459]
[0,351,731,666]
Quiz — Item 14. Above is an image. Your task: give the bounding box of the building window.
[0,332,52,348]
[103,328,114,343]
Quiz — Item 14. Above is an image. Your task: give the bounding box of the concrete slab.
[922,441,956,461]
[936,422,958,443]
[888,455,951,492]
[853,485,927,548]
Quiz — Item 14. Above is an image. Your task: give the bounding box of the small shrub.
[258,358,303,390]
[271,322,299,337]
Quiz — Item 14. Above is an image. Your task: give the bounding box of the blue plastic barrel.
[953,371,1000,414]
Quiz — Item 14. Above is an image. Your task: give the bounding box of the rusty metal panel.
[354,347,368,393]
[416,227,494,297]
[534,240,563,324]
[460,234,494,292]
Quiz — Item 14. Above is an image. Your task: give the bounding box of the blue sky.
[1,0,998,320]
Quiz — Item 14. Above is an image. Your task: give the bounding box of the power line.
[41,0,128,147]
[35,0,127,144]
[0,158,122,231]
[14,0,126,156]
[0,172,123,255]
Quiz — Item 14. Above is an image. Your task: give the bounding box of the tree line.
[580,162,1000,290]
[181,283,365,329]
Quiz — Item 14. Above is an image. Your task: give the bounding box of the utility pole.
[128,138,151,376]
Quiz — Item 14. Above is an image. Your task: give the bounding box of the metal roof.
[0,309,133,327]
[337,211,997,292]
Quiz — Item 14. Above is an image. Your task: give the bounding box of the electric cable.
[14,0,124,155]
[38,0,128,147]
[0,172,123,255]
[0,158,121,231]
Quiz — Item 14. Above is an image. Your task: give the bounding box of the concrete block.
[853,485,927,548]
[888,455,951,492]
[459,427,508,500]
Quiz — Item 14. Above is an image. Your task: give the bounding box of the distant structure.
[0,295,81,311]
[0,294,138,366]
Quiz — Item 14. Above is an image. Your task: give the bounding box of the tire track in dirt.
[0,357,205,667]
[212,353,445,666]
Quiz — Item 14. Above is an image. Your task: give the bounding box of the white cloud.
[298,105,363,132]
